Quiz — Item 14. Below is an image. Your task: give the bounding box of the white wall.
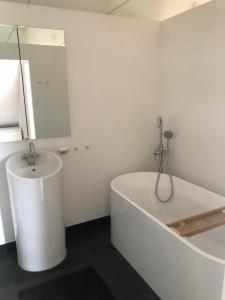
[159,0,225,195]
[0,2,159,245]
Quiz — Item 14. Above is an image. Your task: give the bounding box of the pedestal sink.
[6,150,66,272]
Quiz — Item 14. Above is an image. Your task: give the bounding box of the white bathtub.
[110,172,225,300]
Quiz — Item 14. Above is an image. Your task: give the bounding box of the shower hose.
[155,150,174,203]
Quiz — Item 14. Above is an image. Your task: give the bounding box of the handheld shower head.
[164,130,173,150]
[164,130,173,139]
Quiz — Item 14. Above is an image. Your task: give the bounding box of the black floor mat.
[19,267,116,300]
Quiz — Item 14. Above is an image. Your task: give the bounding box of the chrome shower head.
[164,130,173,139]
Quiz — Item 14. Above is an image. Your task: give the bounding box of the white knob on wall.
[58,147,70,155]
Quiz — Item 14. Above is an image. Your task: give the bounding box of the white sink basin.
[6,151,62,179]
[6,150,66,272]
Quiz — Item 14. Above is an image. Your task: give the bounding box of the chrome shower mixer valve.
[154,117,174,203]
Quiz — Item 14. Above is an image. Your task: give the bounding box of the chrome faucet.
[153,116,174,170]
[157,116,163,148]
[154,117,167,165]
[154,116,174,202]
[23,141,39,166]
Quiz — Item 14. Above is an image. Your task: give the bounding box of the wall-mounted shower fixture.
[154,117,174,203]
[164,130,173,155]
[154,116,164,165]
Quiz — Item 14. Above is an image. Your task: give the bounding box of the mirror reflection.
[0,25,28,142]
[0,25,71,143]
[18,26,70,140]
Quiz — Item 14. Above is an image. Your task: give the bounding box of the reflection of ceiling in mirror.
[0,0,213,20]
[0,25,17,43]
[18,27,65,47]
[0,25,64,46]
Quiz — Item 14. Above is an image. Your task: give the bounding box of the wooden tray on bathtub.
[167,206,225,237]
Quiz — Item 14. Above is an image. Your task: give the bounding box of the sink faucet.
[23,141,39,166]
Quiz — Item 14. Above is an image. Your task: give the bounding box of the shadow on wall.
[0,156,14,244]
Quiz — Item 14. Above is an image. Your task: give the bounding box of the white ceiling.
[112,0,212,21]
[1,0,125,14]
[1,0,213,21]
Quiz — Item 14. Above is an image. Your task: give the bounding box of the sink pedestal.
[6,151,66,272]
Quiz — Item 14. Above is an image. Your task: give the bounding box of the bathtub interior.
[111,172,225,261]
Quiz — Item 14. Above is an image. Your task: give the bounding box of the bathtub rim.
[111,171,225,266]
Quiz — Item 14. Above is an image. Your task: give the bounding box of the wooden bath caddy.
[167,206,225,237]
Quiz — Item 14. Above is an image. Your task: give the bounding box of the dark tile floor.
[0,217,160,300]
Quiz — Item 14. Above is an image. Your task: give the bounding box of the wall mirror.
[0,25,71,142]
